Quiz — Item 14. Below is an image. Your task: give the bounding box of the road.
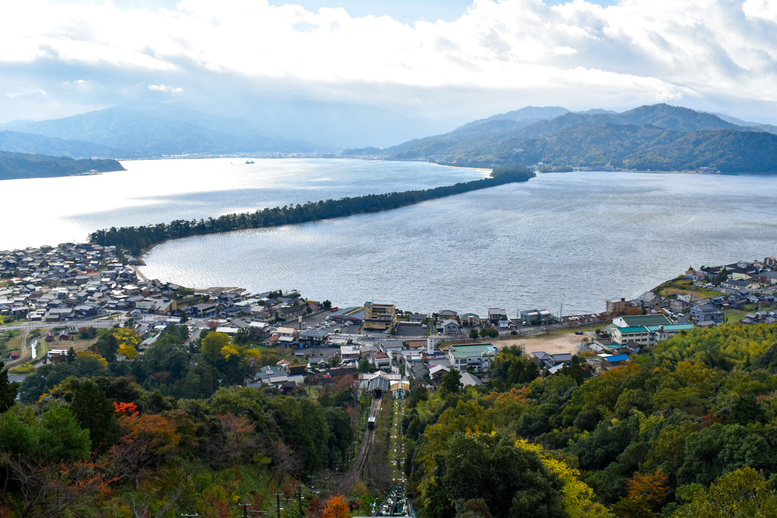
[1,319,117,378]
[0,319,118,332]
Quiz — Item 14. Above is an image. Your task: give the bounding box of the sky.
[1,0,776,124]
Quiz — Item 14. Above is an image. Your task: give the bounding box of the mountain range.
[365,104,777,173]
[0,103,316,159]
[0,100,458,160]
[2,102,777,176]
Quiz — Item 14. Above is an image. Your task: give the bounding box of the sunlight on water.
[4,160,776,316]
[140,169,777,315]
[0,158,485,249]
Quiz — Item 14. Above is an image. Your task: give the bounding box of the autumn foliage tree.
[111,410,187,486]
[612,469,670,518]
[322,495,352,518]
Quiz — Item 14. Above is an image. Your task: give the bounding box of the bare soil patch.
[497,331,584,356]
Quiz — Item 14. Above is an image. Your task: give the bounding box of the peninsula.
[89,166,534,254]
[0,150,125,180]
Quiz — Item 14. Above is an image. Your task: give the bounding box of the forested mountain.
[0,150,125,180]
[5,315,777,515]
[0,326,361,517]
[375,104,777,173]
[0,103,317,158]
[358,105,569,158]
[403,323,777,517]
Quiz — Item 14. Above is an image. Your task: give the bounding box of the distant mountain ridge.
[4,102,777,176]
[0,100,459,159]
[0,104,317,159]
[369,104,777,174]
[0,130,127,158]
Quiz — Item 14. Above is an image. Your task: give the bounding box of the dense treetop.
[4,314,777,516]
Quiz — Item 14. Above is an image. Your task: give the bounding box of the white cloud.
[148,84,183,93]
[0,0,776,121]
[6,89,47,99]
[743,0,777,22]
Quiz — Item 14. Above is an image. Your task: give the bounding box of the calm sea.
[4,158,777,316]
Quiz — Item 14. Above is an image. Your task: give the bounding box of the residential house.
[533,351,573,370]
[190,302,218,318]
[276,303,307,322]
[429,364,451,382]
[339,345,361,362]
[299,328,329,347]
[691,304,725,325]
[274,326,298,346]
[601,354,630,371]
[460,372,482,387]
[436,318,461,335]
[459,313,480,327]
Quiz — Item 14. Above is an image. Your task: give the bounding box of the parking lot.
[300,310,362,335]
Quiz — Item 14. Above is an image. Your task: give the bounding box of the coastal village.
[2,242,777,393]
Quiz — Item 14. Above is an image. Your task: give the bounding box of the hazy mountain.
[355,106,569,159]
[458,105,570,130]
[0,100,461,156]
[714,113,777,135]
[0,151,125,180]
[1,103,317,158]
[220,99,462,149]
[0,130,127,158]
[377,104,777,173]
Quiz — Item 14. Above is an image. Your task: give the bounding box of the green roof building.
[447,343,497,372]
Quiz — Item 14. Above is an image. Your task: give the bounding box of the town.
[3,242,777,393]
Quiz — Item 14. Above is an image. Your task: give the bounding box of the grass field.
[655,278,723,300]
[724,304,776,322]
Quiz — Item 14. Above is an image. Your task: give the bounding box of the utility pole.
[276,493,282,518]
[298,485,303,517]
[239,502,251,518]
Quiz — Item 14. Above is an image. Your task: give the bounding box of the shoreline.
[90,167,535,254]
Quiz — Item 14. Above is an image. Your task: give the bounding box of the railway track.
[332,396,382,493]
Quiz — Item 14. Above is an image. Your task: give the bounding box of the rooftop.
[449,343,497,359]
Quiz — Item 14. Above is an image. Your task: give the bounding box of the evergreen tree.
[71,379,121,454]
[0,361,19,412]
[441,368,462,394]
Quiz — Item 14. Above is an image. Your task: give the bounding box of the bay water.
[3,158,777,316]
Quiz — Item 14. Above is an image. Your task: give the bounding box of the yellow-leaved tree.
[113,327,141,360]
[515,438,614,518]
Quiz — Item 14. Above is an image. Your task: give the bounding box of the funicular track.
[332,396,382,494]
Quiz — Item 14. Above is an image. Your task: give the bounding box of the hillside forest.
[4,323,777,516]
